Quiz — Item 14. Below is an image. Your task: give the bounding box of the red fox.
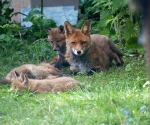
[9,72,81,94]
[0,61,63,84]
[64,20,124,74]
[46,26,69,69]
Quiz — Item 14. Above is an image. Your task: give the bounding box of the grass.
[0,46,150,125]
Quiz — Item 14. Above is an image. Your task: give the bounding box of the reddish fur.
[47,26,69,69]
[0,62,63,84]
[9,73,81,94]
[64,20,124,74]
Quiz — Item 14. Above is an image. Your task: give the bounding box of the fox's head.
[46,25,66,51]
[64,20,91,56]
[9,71,29,92]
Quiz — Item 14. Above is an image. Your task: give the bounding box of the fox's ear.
[58,25,64,34]
[20,73,24,81]
[64,21,74,37]
[81,20,91,34]
[40,56,46,63]
[14,71,20,78]
[20,73,28,84]
[23,74,29,84]
[45,29,51,35]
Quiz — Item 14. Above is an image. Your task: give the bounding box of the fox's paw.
[70,67,79,75]
[87,68,97,76]
[116,62,123,66]
[70,70,78,75]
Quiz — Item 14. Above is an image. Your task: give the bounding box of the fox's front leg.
[55,55,65,70]
[87,66,105,75]
[70,65,79,75]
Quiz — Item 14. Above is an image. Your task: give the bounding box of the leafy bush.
[92,0,140,43]
[0,24,23,56]
[78,0,142,54]
[0,22,55,60]
[22,7,57,42]
[0,0,14,25]
[77,0,100,30]
[0,3,56,58]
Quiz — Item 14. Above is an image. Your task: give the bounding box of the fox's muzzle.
[72,48,84,56]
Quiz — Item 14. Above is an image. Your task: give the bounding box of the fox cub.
[46,26,69,69]
[64,20,124,74]
[0,60,62,84]
[9,72,81,94]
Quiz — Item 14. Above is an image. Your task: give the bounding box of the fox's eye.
[50,41,53,44]
[81,41,86,45]
[57,40,60,43]
[71,42,75,45]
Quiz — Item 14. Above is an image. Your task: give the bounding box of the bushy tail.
[109,40,124,56]
[0,78,11,85]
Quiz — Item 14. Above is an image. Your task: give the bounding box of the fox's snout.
[77,50,81,54]
[52,45,60,51]
[53,47,59,51]
[72,48,85,56]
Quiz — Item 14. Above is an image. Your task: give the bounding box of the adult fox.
[46,26,69,69]
[0,60,63,84]
[9,72,81,94]
[64,20,124,74]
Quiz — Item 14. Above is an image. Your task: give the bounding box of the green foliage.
[78,0,142,54]
[126,36,140,49]
[0,24,23,56]
[77,0,100,30]
[23,39,55,63]
[0,0,14,25]
[0,4,57,57]
[78,0,100,20]
[92,0,140,42]
[0,24,54,59]
[22,7,56,42]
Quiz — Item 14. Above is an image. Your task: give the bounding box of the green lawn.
[0,54,149,125]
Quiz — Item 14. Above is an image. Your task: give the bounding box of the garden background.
[0,0,149,124]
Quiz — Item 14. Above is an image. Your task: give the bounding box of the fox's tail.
[109,40,124,56]
[0,78,11,84]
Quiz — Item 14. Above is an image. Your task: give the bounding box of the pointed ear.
[14,71,20,78]
[44,29,51,35]
[20,73,24,81]
[81,20,91,34]
[58,25,64,34]
[64,21,74,38]
[23,74,29,84]
[20,73,28,84]
[40,56,46,63]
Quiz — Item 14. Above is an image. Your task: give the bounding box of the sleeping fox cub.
[0,60,62,84]
[9,72,81,94]
[64,20,124,74]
